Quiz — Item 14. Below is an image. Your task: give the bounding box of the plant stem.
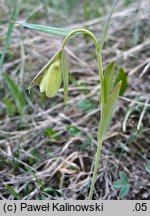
[62,29,105,200]
[88,138,103,199]
[62,28,105,112]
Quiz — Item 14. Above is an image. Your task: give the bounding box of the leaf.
[0,0,21,75]
[4,74,26,115]
[113,171,130,198]
[67,125,81,137]
[113,181,125,189]
[28,50,61,89]
[43,128,60,141]
[100,0,118,50]
[44,187,63,196]
[76,100,95,112]
[17,22,73,37]
[103,61,115,103]
[76,137,92,151]
[32,173,45,190]
[114,68,128,96]
[119,171,129,184]
[98,81,122,140]
[119,185,130,198]
[5,184,21,199]
[3,97,15,116]
[61,50,69,104]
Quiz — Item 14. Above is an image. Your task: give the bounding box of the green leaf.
[113,181,125,189]
[113,171,130,198]
[4,74,26,115]
[100,0,118,50]
[98,81,122,140]
[43,128,60,141]
[77,100,95,112]
[61,50,69,104]
[5,184,21,199]
[44,187,63,196]
[103,61,115,103]
[76,137,92,151]
[3,97,15,116]
[28,50,61,89]
[114,68,128,96]
[119,185,129,198]
[67,125,81,137]
[17,22,73,37]
[0,0,21,75]
[32,173,45,190]
[119,171,129,184]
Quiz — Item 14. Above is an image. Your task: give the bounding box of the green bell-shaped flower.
[39,58,62,97]
[29,49,69,102]
[28,50,62,98]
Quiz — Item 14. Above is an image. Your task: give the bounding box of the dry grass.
[0,0,149,200]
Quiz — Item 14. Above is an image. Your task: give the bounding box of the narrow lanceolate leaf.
[3,98,15,116]
[17,22,73,37]
[28,50,61,89]
[114,67,128,96]
[4,74,26,115]
[103,61,115,104]
[100,0,118,50]
[98,81,122,140]
[0,0,21,75]
[5,184,21,199]
[61,50,69,104]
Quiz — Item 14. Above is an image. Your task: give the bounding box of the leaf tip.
[118,80,122,86]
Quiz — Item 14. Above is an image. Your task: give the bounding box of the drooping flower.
[28,50,62,98]
[39,58,62,97]
[29,49,69,102]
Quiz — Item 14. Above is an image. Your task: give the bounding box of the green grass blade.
[0,0,21,76]
[61,50,69,103]
[5,184,21,199]
[98,81,122,140]
[4,74,26,115]
[32,173,45,190]
[103,61,115,103]
[17,22,73,37]
[100,0,118,50]
[3,97,15,116]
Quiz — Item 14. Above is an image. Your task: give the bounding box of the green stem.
[62,29,105,199]
[89,138,102,199]
[62,29,105,112]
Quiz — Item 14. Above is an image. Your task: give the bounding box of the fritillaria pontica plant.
[19,1,123,199]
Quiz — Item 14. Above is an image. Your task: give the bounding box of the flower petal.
[45,60,62,97]
[39,70,47,92]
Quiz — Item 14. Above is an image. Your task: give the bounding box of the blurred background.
[0,0,150,200]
